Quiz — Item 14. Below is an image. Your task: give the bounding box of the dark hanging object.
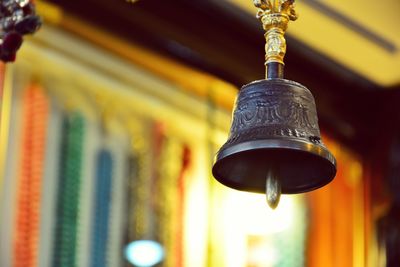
[212,0,337,208]
[15,15,41,34]
[0,0,41,62]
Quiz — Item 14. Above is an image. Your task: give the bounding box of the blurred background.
[0,0,400,266]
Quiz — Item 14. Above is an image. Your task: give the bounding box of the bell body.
[212,79,336,194]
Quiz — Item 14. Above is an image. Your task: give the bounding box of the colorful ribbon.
[14,84,49,267]
[126,153,140,241]
[52,112,85,267]
[90,148,113,267]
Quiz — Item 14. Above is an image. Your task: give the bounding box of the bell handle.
[253,0,298,79]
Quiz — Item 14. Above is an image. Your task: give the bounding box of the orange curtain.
[306,136,370,267]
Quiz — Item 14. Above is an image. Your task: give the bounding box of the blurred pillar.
[306,136,367,267]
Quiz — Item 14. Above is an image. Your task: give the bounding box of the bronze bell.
[212,0,337,208]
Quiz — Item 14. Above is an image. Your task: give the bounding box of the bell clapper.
[265,168,281,209]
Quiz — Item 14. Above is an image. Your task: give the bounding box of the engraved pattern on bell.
[223,79,322,149]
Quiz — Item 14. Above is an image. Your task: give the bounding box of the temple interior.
[0,1,400,267]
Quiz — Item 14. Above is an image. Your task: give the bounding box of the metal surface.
[212,79,336,194]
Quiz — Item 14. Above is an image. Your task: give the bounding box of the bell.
[212,0,337,208]
[212,78,337,200]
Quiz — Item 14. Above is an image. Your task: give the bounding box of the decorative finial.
[253,0,297,78]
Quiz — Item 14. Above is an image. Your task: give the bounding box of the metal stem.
[266,62,284,79]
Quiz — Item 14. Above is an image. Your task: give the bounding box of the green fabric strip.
[52,112,85,267]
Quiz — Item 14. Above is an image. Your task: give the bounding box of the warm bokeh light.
[183,146,210,267]
[207,183,306,266]
[247,239,278,267]
[224,191,296,235]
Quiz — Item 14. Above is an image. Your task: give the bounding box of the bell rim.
[215,138,336,166]
[212,138,337,194]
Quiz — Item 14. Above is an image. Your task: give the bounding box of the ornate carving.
[231,96,318,131]
[253,0,297,66]
[223,80,322,148]
[254,0,297,21]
